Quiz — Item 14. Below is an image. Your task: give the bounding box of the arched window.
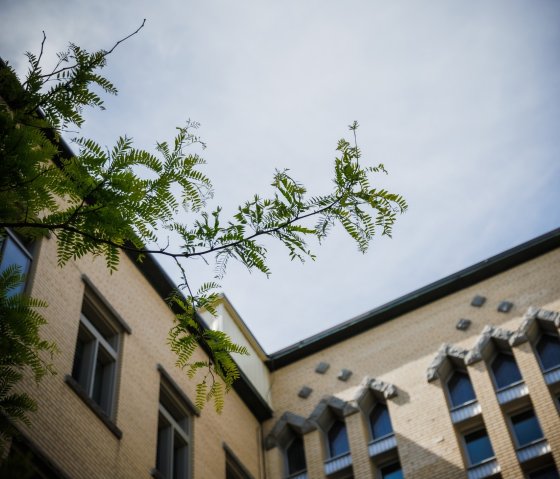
[490,353,522,390]
[369,404,393,440]
[327,419,349,457]
[447,371,476,408]
[536,335,560,372]
[286,435,306,476]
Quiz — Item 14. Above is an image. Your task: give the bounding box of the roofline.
[124,249,272,421]
[218,293,269,360]
[266,227,560,370]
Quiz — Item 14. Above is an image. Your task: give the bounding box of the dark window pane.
[491,353,522,389]
[536,335,560,371]
[286,435,306,475]
[448,372,476,408]
[529,465,560,479]
[71,337,85,383]
[464,430,495,465]
[173,431,188,479]
[328,420,350,457]
[370,404,393,439]
[381,462,403,479]
[511,410,544,447]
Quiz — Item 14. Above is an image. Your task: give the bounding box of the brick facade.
[2,229,560,478]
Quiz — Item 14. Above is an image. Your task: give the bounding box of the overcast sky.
[2,1,559,353]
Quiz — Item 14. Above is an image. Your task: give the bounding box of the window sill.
[150,468,165,479]
[65,375,122,439]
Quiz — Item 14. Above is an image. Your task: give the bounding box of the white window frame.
[155,380,193,479]
[72,312,119,418]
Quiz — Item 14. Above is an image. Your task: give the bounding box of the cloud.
[2,0,559,351]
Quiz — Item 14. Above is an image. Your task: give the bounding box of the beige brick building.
[1,226,560,479]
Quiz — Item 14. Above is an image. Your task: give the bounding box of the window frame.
[0,228,34,295]
[284,434,307,477]
[508,409,545,450]
[489,351,524,392]
[368,402,394,442]
[461,428,496,467]
[153,370,196,479]
[326,418,350,459]
[378,460,403,479]
[74,313,119,414]
[445,370,477,410]
[534,333,560,373]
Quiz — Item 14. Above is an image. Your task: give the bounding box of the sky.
[2,1,559,353]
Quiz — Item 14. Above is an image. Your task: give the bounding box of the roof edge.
[266,227,560,370]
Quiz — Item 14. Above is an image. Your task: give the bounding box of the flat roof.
[266,227,560,370]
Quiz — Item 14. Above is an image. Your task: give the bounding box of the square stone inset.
[498,301,513,313]
[337,369,352,382]
[315,362,330,374]
[298,386,313,399]
[456,318,472,331]
[471,295,486,307]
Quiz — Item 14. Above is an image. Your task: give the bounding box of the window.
[528,465,560,479]
[447,371,476,408]
[0,229,33,295]
[71,294,121,418]
[491,353,522,390]
[380,462,403,479]
[536,335,560,372]
[369,404,393,440]
[510,410,544,448]
[286,435,306,476]
[327,419,350,457]
[463,429,495,466]
[156,384,191,479]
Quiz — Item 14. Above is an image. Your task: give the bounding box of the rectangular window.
[155,380,192,479]
[381,462,403,479]
[0,229,33,295]
[528,465,560,479]
[71,288,122,418]
[225,447,253,479]
[510,410,544,448]
[463,429,495,466]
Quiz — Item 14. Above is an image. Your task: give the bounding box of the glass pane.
[536,335,560,371]
[370,404,393,439]
[448,372,476,407]
[529,465,560,479]
[464,430,495,465]
[156,423,172,478]
[381,462,403,479]
[0,236,31,295]
[173,432,188,479]
[91,346,115,415]
[511,410,544,447]
[286,435,306,475]
[491,353,522,389]
[72,326,95,390]
[328,420,350,457]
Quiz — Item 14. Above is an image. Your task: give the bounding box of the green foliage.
[0,26,406,415]
[0,266,57,450]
